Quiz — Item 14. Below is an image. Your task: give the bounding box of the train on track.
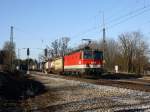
[44,47,104,76]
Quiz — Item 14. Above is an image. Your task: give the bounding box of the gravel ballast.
[28,74,150,112]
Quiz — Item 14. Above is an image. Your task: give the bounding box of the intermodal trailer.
[51,57,63,74]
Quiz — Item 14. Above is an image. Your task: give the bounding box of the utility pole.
[27,48,30,74]
[17,48,20,70]
[10,26,14,72]
[102,12,106,67]
[144,0,146,8]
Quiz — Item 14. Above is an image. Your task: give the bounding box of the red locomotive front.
[64,48,103,75]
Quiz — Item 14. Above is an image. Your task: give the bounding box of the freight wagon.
[51,57,63,73]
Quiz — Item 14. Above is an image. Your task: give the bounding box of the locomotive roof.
[47,47,103,61]
[65,47,102,56]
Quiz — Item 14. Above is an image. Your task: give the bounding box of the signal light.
[45,48,47,57]
[27,48,30,56]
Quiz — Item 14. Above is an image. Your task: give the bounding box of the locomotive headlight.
[91,62,96,64]
[79,61,81,64]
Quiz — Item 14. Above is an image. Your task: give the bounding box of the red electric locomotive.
[64,47,103,75]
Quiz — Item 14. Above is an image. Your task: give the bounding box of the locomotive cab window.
[83,50,93,59]
[83,50,103,59]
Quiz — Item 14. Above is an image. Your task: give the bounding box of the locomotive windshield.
[83,50,103,60]
[83,51,93,59]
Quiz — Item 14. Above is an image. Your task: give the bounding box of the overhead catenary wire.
[105,5,148,25]
[71,4,150,38]
[13,4,150,41]
[106,6,150,30]
[13,27,46,45]
[73,6,150,38]
[13,2,150,47]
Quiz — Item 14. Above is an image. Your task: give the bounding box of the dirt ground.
[1,71,150,112]
[20,72,150,112]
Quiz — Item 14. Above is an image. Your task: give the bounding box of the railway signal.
[27,48,30,56]
[27,48,30,74]
[44,48,47,57]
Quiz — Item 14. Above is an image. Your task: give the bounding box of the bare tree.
[0,50,8,70]
[104,39,120,71]
[118,31,149,73]
[48,37,70,58]
[2,41,16,70]
[59,37,70,56]
[51,39,59,57]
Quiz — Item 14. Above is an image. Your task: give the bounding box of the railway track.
[28,72,150,112]
[31,71,150,92]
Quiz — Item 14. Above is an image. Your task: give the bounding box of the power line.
[14,27,46,44]
[71,4,150,38]
[105,1,150,25]
[12,3,150,44]
[107,6,150,30]
[106,6,147,26]
[71,26,99,38]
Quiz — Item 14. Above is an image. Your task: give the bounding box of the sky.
[0,0,150,59]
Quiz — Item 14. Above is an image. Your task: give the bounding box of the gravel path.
[30,74,150,112]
